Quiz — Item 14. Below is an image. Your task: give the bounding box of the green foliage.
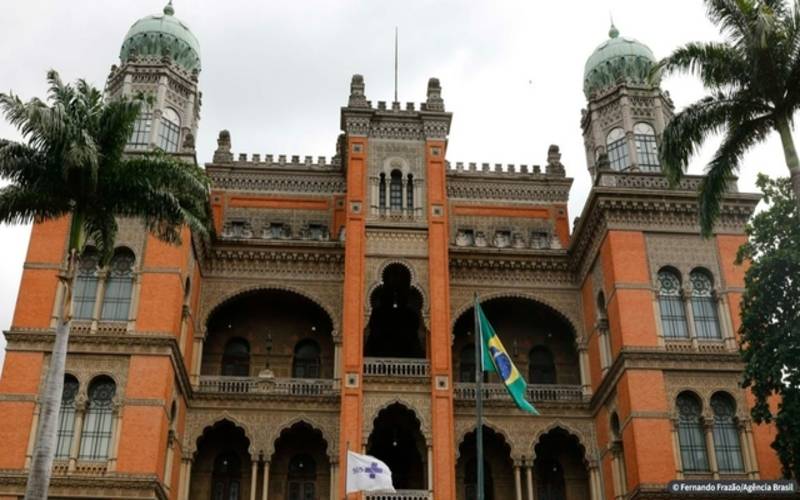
[0,70,211,264]
[738,175,800,479]
[657,0,800,235]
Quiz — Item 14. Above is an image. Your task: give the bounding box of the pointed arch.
[455,419,516,461]
[530,421,595,463]
[267,417,336,462]
[365,399,431,445]
[189,414,256,457]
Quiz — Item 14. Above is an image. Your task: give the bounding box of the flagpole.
[473,292,484,500]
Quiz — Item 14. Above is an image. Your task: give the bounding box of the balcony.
[453,382,584,403]
[197,376,338,396]
[363,357,430,378]
[366,490,431,500]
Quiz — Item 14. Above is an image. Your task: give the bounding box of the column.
[24,403,41,469]
[577,341,592,397]
[611,455,622,500]
[164,432,175,490]
[107,402,123,472]
[330,462,337,500]
[737,422,754,479]
[704,421,720,479]
[369,177,379,215]
[250,460,258,500]
[525,463,534,500]
[262,461,270,500]
[514,464,523,500]
[683,287,699,349]
[671,418,684,479]
[177,458,188,500]
[126,271,142,332]
[90,270,108,332]
[68,399,87,471]
[183,459,193,500]
[717,294,737,350]
[191,336,204,387]
[427,445,433,491]
[333,342,342,380]
[745,423,760,479]
[588,462,602,500]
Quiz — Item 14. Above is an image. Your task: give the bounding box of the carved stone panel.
[645,233,723,286]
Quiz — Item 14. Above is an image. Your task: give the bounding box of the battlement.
[447,145,568,179]
[210,130,340,169]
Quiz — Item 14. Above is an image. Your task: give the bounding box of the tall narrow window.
[634,122,660,171]
[379,173,387,209]
[221,338,250,376]
[292,340,321,378]
[690,270,722,340]
[529,346,556,384]
[212,451,241,500]
[606,128,630,171]
[389,170,403,210]
[55,374,79,459]
[676,392,709,472]
[288,454,316,500]
[711,393,744,473]
[128,112,152,150]
[406,174,414,210]
[158,108,181,153]
[658,269,689,339]
[101,248,135,321]
[73,248,100,320]
[79,376,115,460]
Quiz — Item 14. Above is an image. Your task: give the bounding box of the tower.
[580,24,673,178]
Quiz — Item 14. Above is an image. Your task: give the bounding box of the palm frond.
[704,0,755,48]
[0,185,71,225]
[657,41,749,90]
[82,210,117,266]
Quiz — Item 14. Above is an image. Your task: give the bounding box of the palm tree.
[657,0,800,235]
[0,70,211,500]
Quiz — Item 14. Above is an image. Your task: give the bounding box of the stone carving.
[455,230,474,247]
[474,231,488,247]
[492,231,510,248]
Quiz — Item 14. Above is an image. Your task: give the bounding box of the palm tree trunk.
[23,250,76,500]
[776,117,800,210]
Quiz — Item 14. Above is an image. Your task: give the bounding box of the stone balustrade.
[363,357,430,378]
[453,382,583,402]
[366,490,432,500]
[197,376,338,396]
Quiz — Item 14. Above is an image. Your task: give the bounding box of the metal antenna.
[394,27,399,104]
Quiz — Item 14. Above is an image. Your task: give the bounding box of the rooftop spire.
[608,15,619,38]
[164,0,174,16]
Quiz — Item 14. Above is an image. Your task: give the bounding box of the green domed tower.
[579,24,674,178]
[106,1,202,155]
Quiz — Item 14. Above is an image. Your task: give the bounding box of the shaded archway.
[452,297,579,386]
[533,427,589,500]
[456,426,514,500]
[203,289,334,378]
[269,422,331,500]
[191,420,253,500]
[366,403,426,489]
[365,264,425,358]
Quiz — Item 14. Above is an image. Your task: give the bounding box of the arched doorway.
[456,426,514,500]
[533,428,590,500]
[269,422,330,500]
[364,264,425,358]
[366,403,426,490]
[191,420,252,500]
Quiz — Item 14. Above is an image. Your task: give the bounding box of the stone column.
[745,423,760,479]
[127,271,142,332]
[250,460,258,500]
[737,421,753,478]
[413,178,423,218]
[330,462,337,500]
[717,294,737,350]
[588,461,602,500]
[671,418,684,479]
[182,459,193,500]
[262,461,270,500]
[401,179,408,214]
[191,335,204,387]
[427,445,434,491]
[333,342,342,381]
[164,432,176,490]
[24,403,41,469]
[91,270,108,332]
[107,401,123,471]
[704,421,720,479]
[525,463,534,500]
[683,287,699,349]
[514,464,523,500]
[369,177,379,215]
[577,340,592,397]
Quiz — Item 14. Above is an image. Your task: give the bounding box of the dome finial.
[609,14,619,38]
[163,0,175,16]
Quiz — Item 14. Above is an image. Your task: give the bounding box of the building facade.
[0,4,784,500]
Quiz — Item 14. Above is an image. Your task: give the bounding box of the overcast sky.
[0,0,795,371]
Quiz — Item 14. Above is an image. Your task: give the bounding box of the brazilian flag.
[477,302,539,415]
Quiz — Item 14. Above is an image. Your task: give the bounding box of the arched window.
[79,376,116,460]
[158,107,181,153]
[606,128,630,171]
[676,392,709,472]
[292,340,321,378]
[389,170,403,210]
[55,374,79,459]
[711,393,744,472]
[212,451,241,500]
[73,247,100,320]
[288,454,316,500]
[221,338,250,377]
[101,248,135,321]
[634,122,659,171]
[128,111,152,150]
[379,173,387,209]
[690,270,722,340]
[529,346,556,385]
[658,269,689,338]
[406,174,414,210]
[610,412,621,441]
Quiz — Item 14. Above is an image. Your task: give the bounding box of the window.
[128,112,152,149]
[711,393,744,473]
[55,375,79,459]
[690,270,722,340]
[529,346,556,385]
[101,248,135,321]
[530,231,551,249]
[606,128,630,171]
[406,174,414,210]
[308,223,327,241]
[73,248,100,320]
[676,392,709,472]
[212,451,241,500]
[158,108,181,153]
[288,454,316,500]
[634,122,659,172]
[221,338,250,377]
[292,340,321,378]
[79,376,115,460]
[658,269,689,339]
[379,173,387,209]
[389,170,403,210]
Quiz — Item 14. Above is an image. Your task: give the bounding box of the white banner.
[345,450,396,494]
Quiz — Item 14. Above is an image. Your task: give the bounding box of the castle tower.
[580,24,673,178]
[106,1,201,155]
